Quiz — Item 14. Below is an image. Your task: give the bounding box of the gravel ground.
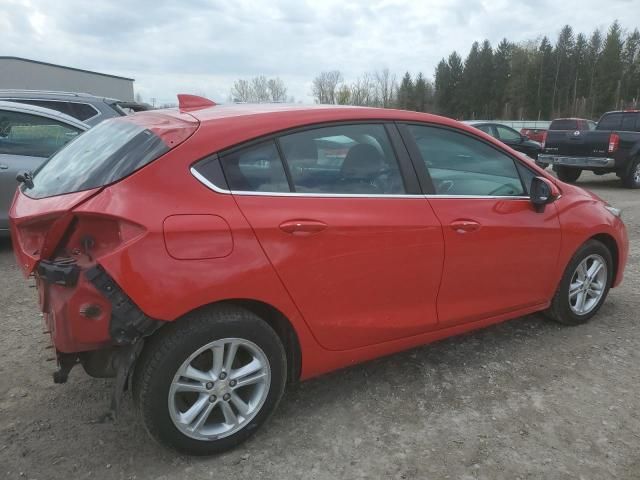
[1,171,638,480]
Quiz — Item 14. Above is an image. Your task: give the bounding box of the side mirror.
[530,176,559,213]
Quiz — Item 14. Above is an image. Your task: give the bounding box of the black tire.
[621,157,640,189]
[132,305,287,455]
[545,240,613,326]
[556,166,582,183]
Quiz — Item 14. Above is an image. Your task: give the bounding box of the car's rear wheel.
[556,166,582,183]
[621,157,640,189]
[545,240,613,326]
[133,305,287,455]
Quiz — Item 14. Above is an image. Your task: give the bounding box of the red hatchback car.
[10,96,628,454]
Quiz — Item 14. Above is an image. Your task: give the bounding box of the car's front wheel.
[133,305,287,455]
[545,240,613,326]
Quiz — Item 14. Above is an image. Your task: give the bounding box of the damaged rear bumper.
[37,259,162,353]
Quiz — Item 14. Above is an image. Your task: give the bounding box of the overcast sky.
[2,0,639,104]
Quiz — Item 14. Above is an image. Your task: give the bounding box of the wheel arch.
[167,298,302,384]
[589,233,620,285]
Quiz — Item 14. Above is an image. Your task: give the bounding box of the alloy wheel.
[568,254,608,315]
[168,338,271,441]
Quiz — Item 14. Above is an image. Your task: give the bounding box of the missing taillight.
[59,215,146,261]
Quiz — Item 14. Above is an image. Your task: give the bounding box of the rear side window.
[278,124,406,194]
[407,124,526,197]
[0,110,81,157]
[549,119,578,130]
[25,119,170,199]
[219,141,289,192]
[621,113,640,132]
[597,113,622,130]
[7,100,98,121]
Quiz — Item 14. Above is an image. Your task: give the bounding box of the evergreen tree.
[434,59,452,115]
[586,29,603,117]
[448,52,465,118]
[413,72,432,112]
[621,28,640,107]
[595,21,624,112]
[492,39,512,118]
[477,40,495,118]
[396,72,414,110]
[462,42,481,118]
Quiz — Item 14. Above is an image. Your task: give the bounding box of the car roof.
[129,102,533,159]
[175,103,466,131]
[0,100,90,130]
[0,89,119,103]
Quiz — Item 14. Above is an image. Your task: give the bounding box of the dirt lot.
[1,172,638,480]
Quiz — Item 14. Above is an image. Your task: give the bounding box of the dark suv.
[0,90,150,127]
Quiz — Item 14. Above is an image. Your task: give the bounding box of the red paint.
[9,104,629,381]
[163,214,233,259]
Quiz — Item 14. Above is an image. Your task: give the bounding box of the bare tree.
[267,78,288,102]
[374,68,397,107]
[230,79,252,102]
[336,84,351,105]
[311,70,343,104]
[251,76,270,102]
[350,73,376,106]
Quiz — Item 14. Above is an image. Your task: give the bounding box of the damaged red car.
[10,96,628,455]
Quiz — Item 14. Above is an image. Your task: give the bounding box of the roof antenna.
[177,94,216,110]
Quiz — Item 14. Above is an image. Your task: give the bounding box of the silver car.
[0,101,89,235]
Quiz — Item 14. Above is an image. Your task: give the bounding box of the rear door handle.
[279,220,328,235]
[0,164,8,170]
[450,219,481,234]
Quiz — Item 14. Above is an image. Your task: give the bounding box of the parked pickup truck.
[538,110,640,188]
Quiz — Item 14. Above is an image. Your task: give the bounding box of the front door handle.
[279,219,328,236]
[450,219,481,234]
[0,164,8,170]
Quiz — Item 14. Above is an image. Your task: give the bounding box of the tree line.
[305,21,639,121]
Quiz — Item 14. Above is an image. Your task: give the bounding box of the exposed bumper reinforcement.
[538,154,615,168]
[86,265,162,345]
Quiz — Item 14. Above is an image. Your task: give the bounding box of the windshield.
[24,119,170,199]
[549,119,578,130]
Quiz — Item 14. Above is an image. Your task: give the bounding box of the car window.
[278,124,406,195]
[621,113,638,132]
[13,100,99,122]
[597,113,622,130]
[496,125,521,141]
[0,109,82,157]
[475,124,494,136]
[406,124,526,197]
[549,119,578,130]
[219,140,290,192]
[588,121,597,130]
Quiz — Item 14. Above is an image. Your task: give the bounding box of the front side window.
[278,124,406,194]
[219,140,289,192]
[407,124,526,197]
[475,124,494,136]
[0,110,81,158]
[496,125,522,141]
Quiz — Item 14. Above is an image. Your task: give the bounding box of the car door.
[0,108,83,231]
[400,123,561,328]
[217,123,445,350]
